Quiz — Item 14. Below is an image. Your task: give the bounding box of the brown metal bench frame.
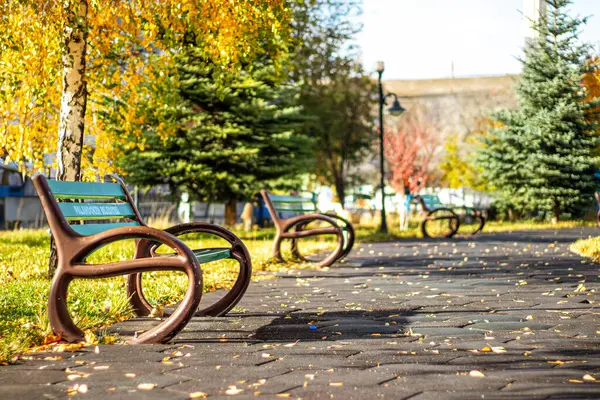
[413,194,460,238]
[260,190,354,267]
[413,194,485,238]
[33,175,252,344]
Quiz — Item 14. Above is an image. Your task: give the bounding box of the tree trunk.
[334,176,346,210]
[49,0,89,277]
[552,201,560,223]
[225,199,238,227]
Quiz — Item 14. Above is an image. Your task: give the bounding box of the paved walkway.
[3,228,600,399]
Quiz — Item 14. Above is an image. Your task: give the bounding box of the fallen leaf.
[189,392,208,398]
[491,346,507,354]
[469,370,485,378]
[583,374,596,381]
[225,386,243,395]
[150,307,164,318]
[137,383,157,390]
[575,284,587,293]
[329,382,344,386]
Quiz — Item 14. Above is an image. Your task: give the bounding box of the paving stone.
[3,228,600,399]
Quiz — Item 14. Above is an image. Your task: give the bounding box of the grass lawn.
[0,218,592,362]
[570,235,600,262]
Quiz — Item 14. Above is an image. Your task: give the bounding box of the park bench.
[33,175,252,344]
[413,194,485,238]
[260,190,354,267]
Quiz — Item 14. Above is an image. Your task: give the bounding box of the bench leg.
[272,233,285,263]
[48,270,85,342]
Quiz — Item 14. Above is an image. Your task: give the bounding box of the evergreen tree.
[290,0,376,208]
[120,47,313,211]
[477,0,600,220]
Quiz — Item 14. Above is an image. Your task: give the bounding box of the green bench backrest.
[420,194,445,210]
[48,180,140,236]
[269,194,317,214]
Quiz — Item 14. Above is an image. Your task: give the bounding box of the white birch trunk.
[56,0,88,182]
[50,0,88,277]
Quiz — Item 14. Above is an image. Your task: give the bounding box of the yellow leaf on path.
[137,383,157,390]
[575,284,587,292]
[583,374,596,381]
[276,394,292,398]
[491,346,507,354]
[469,370,485,378]
[150,307,164,318]
[189,392,208,398]
[329,382,344,386]
[225,386,243,395]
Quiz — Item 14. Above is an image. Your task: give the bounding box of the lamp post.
[376,61,405,234]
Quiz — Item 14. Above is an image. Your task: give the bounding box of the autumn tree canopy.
[0,0,290,180]
[384,109,439,195]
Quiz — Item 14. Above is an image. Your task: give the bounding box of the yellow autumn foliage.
[0,0,289,178]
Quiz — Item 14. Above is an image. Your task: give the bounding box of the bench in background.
[260,190,354,267]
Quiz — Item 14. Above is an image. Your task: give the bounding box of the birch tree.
[0,0,290,180]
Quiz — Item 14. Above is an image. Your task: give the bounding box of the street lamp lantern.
[388,96,406,116]
[376,61,406,234]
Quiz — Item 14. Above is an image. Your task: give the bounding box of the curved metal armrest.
[71,225,197,274]
[280,213,344,233]
[49,225,203,345]
[130,222,252,318]
[141,222,248,262]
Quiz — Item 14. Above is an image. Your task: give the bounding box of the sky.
[356,0,600,80]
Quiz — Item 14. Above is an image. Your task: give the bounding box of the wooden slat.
[421,195,445,208]
[70,222,140,236]
[273,204,316,213]
[48,180,126,200]
[192,248,232,264]
[269,194,314,203]
[59,202,135,220]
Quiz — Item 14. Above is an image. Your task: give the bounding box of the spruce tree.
[478,0,600,220]
[120,47,313,208]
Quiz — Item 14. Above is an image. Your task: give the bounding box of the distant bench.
[414,194,485,238]
[33,175,252,344]
[260,190,354,267]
